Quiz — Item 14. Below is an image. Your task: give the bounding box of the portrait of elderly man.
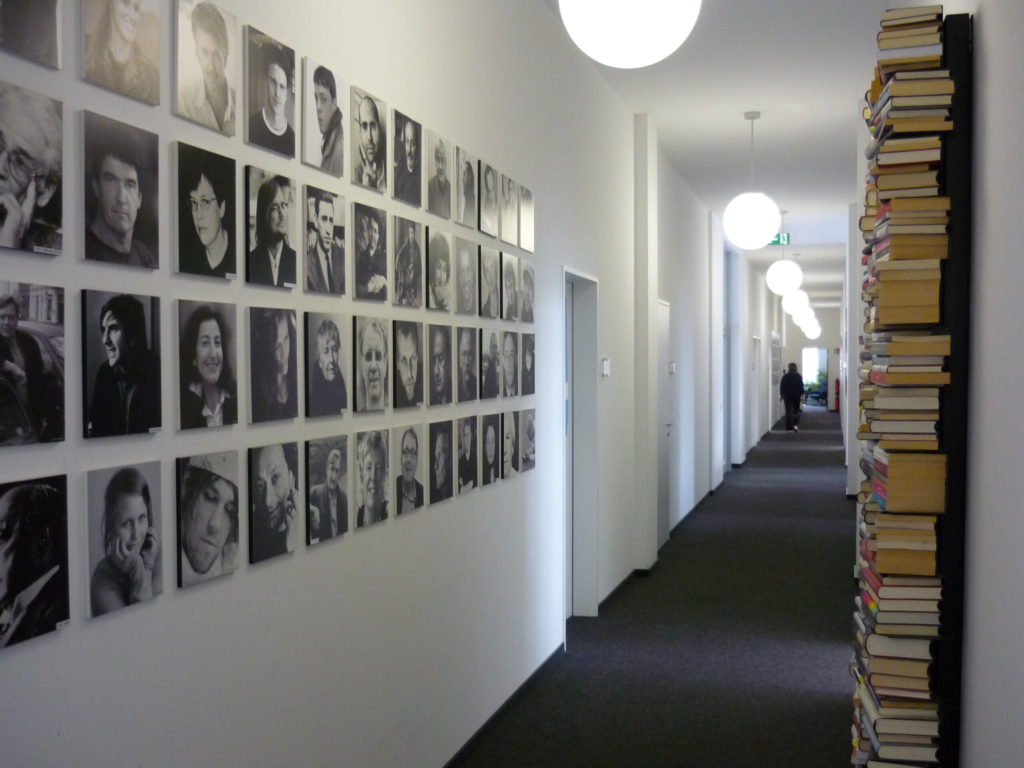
[393,426,423,516]
[500,174,518,246]
[502,252,520,321]
[307,437,348,543]
[502,331,519,398]
[394,218,422,308]
[429,421,453,504]
[247,31,295,157]
[247,170,296,288]
[455,147,477,229]
[84,112,158,268]
[351,87,386,192]
[393,320,422,409]
[304,61,343,176]
[176,0,236,135]
[426,131,451,219]
[480,163,499,237]
[520,262,535,323]
[479,248,500,320]
[85,292,161,438]
[429,324,452,407]
[457,326,477,403]
[305,187,344,295]
[306,315,347,417]
[355,316,389,412]
[0,81,62,255]
[249,442,299,563]
[427,231,452,311]
[457,416,477,493]
[0,475,68,649]
[455,238,477,315]
[355,430,388,528]
[480,328,501,401]
[354,203,387,300]
[393,111,421,207]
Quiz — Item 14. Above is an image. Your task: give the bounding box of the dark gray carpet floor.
[447,406,854,768]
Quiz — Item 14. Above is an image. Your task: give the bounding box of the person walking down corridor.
[780,362,805,432]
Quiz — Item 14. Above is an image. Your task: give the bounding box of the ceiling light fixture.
[558,0,702,69]
[723,111,781,251]
[765,213,803,296]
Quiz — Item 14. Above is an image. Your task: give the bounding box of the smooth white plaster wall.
[0,2,644,766]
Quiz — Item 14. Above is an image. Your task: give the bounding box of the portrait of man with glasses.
[177,142,235,279]
[0,81,62,256]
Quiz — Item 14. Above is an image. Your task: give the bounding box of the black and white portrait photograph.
[306,435,348,545]
[500,174,518,247]
[353,316,389,412]
[0,474,67,649]
[302,57,344,176]
[0,81,62,256]
[479,162,499,238]
[457,415,477,494]
[521,332,535,396]
[84,111,158,268]
[355,429,388,528]
[426,228,452,311]
[176,450,238,587]
[428,323,452,407]
[178,299,237,430]
[456,326,477,404]
[481,413,500,486]
[353,202,387,301]
[502,330,519,398]
[249,307,297,423]
[84,0,160,105]
[393,216,423,308]
[304,185,344,295]
[392,424,423,516]
[520,185,535,253]
[82,290,161,438]
[428,420,453,505]
[86,461,162,618]
[502,410,519,479]
[0,283,64,445]
[520,261,535,323]
[175,0,237,135]
[248,441,300,563]
[479,247,500,319]
[425,130,451,219]
[479,328,501,401]
[455,146,478,229]
[455,238,478,315]
[305,312,348,417]
[351,85,386,193]
[521,408,536,472]
[393,110,421,207]
[0,0,60,68]
[177,142,236,278]
[246,167,296,288]
[245,26,295,157]
[393,320,422,409]
[502,252,520,321]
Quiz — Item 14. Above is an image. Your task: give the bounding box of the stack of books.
[852,6,951,766]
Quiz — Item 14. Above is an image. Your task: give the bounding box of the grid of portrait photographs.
[0,80,63,256]
[0,3,538,648]
[245,27,295,158]
[304,185,345,296]
[83,0,160,105]
[177,142,237,278]
[86,461,163,618]
[81,290,162,439]
[175,0,238,135]
[178,299,238,430]
[306,435,348,543]
[0,282,64,445]
[302,57,344,176]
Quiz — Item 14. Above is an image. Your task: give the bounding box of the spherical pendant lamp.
[781,289,810,316]
[559,0,703,69]
[766,258,803,296]
[723,112,780,251]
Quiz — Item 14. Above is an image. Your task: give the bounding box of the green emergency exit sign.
[770,233,791,245]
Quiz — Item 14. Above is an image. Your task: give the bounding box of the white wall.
[657,152,712,527]
[0,2,642,766]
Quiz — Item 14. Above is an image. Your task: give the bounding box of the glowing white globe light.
[793,306,815,327]
[803,324,822,340]
[559,0,702,69]
[765,259,803,296]
[781,290,810,316]
[723,192,781,251]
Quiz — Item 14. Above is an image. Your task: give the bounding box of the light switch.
[601,358,611,377]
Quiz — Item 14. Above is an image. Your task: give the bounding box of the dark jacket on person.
[248,242,297,288]
[780,371,805,401]
[88,351,161,437]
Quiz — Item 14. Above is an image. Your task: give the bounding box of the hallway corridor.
[449,407,854,767]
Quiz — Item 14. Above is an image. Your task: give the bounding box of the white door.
[657,301,671,547]
[563,280,573,620]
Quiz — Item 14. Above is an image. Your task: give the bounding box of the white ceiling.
[544,0,893,304]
